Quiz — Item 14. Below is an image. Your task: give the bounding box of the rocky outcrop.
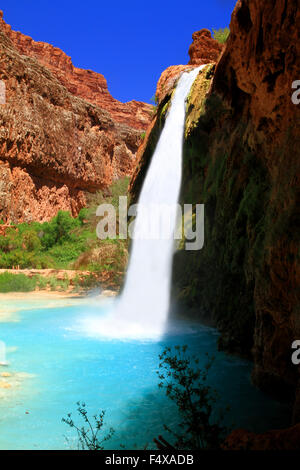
[154,30,223,104]
[0,11,152,130]
[188,29,223,66]
[0,12,152,223]
[155,65,195,104]
[130,0,300,426]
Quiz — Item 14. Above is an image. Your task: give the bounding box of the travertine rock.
[211,0,300,413]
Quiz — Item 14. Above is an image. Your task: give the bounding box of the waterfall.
[83,65,205,340]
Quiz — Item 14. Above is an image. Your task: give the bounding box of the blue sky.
[1,0,236,103]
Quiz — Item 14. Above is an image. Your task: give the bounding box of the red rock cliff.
[0,12,152,223]
[0,11,152,130]
[188,29,223,65]
[211,0,300,417]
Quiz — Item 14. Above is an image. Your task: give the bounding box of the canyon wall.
[0,11,151,130]
[131,0,300,422]
[0,12,152,223]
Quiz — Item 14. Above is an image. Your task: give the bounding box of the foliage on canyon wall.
[212,28,230,44]
[0,177,130,289]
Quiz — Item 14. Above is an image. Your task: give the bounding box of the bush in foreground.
[62,402,114,450]
[63,346,228,450]
[156,346,228,449]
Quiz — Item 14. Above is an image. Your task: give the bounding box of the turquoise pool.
[0,295,290,450]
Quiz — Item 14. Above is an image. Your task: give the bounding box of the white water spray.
[82,66,205,340]
[0,341,8,366]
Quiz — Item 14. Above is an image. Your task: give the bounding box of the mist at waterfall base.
[80,66,205,341]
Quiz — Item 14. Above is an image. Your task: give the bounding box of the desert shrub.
[41,211,80,248]
[73,273,99,290]
[47,242,84,267]
[36,275,48,290]
[73,241,128,272]
[212,27,230,44]
[0,272,37,292]
[55,211,80,241]
[22,230,41,252]
[0,250,31,269]
[157,346,228,449]
[32,253,56,269]
[0,236,10,252]
[77,208,89,225]
[110,177,130,209]
[48,277,59,291]
[62,402,114,450]
[48,276,70,291]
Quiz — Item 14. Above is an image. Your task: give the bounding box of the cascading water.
[82,65,205,339]
[0,340,7,366]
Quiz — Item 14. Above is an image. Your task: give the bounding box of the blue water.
[0,297,290,450]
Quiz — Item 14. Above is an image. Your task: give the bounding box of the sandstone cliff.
[188,29,223,66]
[130,0,300,424]
[0,12,152,223]
[0,11,151,130]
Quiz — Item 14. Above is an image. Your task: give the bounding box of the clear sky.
[1,0,236,103]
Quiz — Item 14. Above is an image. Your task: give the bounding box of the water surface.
[0,297,290,450]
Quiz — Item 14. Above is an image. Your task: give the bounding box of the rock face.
[0,11,151,130]
[155,65,195,104]
[0,12,152,223]
[223,424,300,450]
[188,29,223,65]
[130,0,300,427]
[155,30,223,104]
[208,0,300,410]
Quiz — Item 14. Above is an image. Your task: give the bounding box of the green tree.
[22,230,41,252]
[41,211,80,248]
